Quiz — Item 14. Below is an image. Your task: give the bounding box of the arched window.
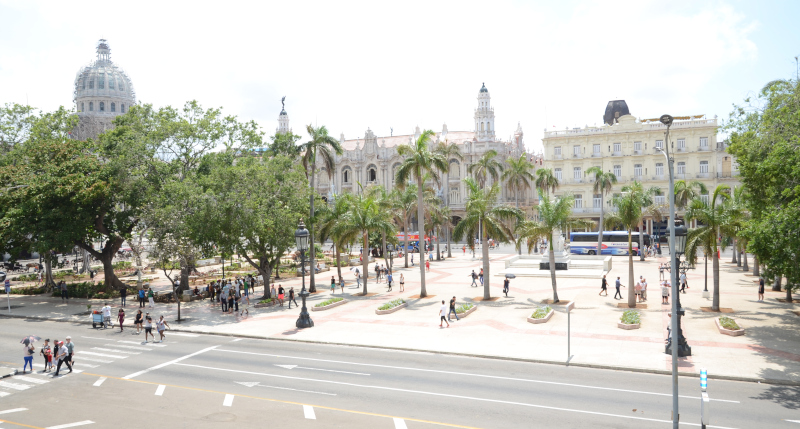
[119,81,124,91]
[109,78,115,90]
[487,122,491,132]
[99,102,105,112]
[343,168,352,184]
[368,169,377,182]
[89,79,94,89]
[89,102,94,111]
[80,102,84,112]
[98,75,104,89]
[121,104,125,113]
[111,102,116,112]
[449,160,460,178]
[481,122,484,132]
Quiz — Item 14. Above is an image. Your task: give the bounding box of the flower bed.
[376,298,407,315]
[618,309,641,330]
[715,316,745,336]
[253,298,277,308]
[455,303,477,318]
[527,305,554,324]
[312,297,347,312]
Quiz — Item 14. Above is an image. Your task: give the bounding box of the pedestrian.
[599,275,608,296]
[220,285,228,312]
[634,280,643,303]
[147,288,155,309]
[462,244,466,254]
[356,271,361,288]
[411,254,414,266]
[479,268,484,285]
[138,288,145,308]
[134,309,143,335]
[120,285,127,307]
[144,314,154,342]
[53,341,72,376]
[641,277,648,302]
[503,277,510,297]
[659,263,665,281]
[438,300,450,328]
[448,296,459,321]
[278,285,285,306]
[425,260,430,272]
[661,281,670,304]
[40,339,53,372]
[469,270,478,287]
[37,271,42,286]
[386,272,393,292]
[240,291,250,317]
[758,277,765,301]
[228,285,235,313]
[330,276,336,294]
[340,277,345,294]
[102,302,113,329]
[271,283,277,301]
[374,263,380,283]
[288,287,298,309]
[22,339,34,374]
[118,308,125,332]
[156,316,170,342]
[60,281,68,301]
[64,336,75,369]
[399,273,405,292]
[679,272,687,294]
[614,277,624,300]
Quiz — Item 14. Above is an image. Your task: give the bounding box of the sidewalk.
[4,249,799,385]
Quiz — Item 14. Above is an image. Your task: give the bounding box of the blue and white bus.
[569,231,651,256]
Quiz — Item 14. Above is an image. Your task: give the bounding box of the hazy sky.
[1,0,798,153]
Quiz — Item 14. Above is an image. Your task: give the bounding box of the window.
[573,145,580,156]
[449,188,460,205]
[449,161,460,178]
[487,122,491,132]
[111,102,116,112]
[554,168,562,181]
[99,102,105,112]
[368,168,377,182]
[593,144,600,154]
[98,74,104,89]
[343,170,350,183]
[109,78,115,90]
[81,79,86,90]
[481,122,484,132]
[656,140,663,149]
[89,79,94,89]
[121,104,125,113]
[677,139,685,150]
[655,195,665,205]
[613,165,621,179]
[593,194,602,208]
[89,102,93,111]
[677,162,686,174]
[700,137,708,148]
[700,161,709,173]
[700,193,709,205]
[554,146,562,156]
[634,141,642,152]
[574,194,583,209]
[573,167,581,179]
[634,164,642,177]
[80,102,84,112]
[613,143,621,153]
[119,81,124,91]
[655,163,664,176]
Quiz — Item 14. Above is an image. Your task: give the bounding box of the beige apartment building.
[541,100,740,237]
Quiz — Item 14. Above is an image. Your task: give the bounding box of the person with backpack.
[40,339,53,372]
[138,288,145,308]
[22,339,35,374]
[469,270,478,287]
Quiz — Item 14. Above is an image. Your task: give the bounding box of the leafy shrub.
[378,298,405,311]
[620,310,641,325]
[258,298,275,305]
[113,261,132,270]
[530,305,552,319]
[13,274,38,282]
[228,263,241,270]
[719,316,740,330]
[455,302,475,314]
[315,297,344,307]
[10,286,46,295]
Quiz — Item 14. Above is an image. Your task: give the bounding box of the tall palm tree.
[316,193,352,284]
[604,181,660,307]
[299,124,344,292]
[674,180,709,211]
[684,184,738,311]
[434,139,462,258]
[332,187,395,295]
[535,168,560,196]
[586,166,617,255]
[453,177,522,300]
[366,185,392,264]
[390,185,419,269]
[727,185,749,269]
[502,154,536,209]
[395,129,448,297]
[424,198,451,262]
[516,193,592,302]
[467,149,504,189]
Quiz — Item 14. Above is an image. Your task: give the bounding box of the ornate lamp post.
[295,219,314,329]
[386,243,395,272]
[667,225,691,358]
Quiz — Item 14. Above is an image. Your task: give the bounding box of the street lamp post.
[295,220,314,329]
[667,225,691,357]
[386,244,394,272]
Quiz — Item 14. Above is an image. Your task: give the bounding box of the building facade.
[541,100,740,236]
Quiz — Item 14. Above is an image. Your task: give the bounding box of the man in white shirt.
[101,303,112,329]
[680,272,688,293]
[438,300,450,328]
[54,341,72,376]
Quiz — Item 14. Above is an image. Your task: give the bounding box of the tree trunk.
[445,170,452,259]
[417,177,427,297]
[309,160,317,293]
[628,231,636,307]
[361,232,369,294]
[753,257,760,277]
[712,251,720,311]
[81,249,91,274]
[773,273,782,292]
[787,284,794,303]
[335,242,343,284]
[482,222,491,300]
[446,223,453,258]
[44,255,55,291]
[736,242,742,267]
[638,221,645,261]
[549,237,558,303]
[436,227,441,261]
[404,216,410,268]
[742,250,749,272]
[381,232,387,266]
[597,196,604,256]
[731,239,738,264]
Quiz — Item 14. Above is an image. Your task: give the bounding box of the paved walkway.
[3,249,799,385]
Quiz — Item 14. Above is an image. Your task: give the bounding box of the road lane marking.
[13,376,48,385]
[79,352,126,359]
[214,348,739,404]
[155,385,165,396]
[71,357,111,364]
[232,338,244,342]
[0,381,31,391]
[235,381,336,396]
[0,392,10,397]
[394,418,408,429]
[174,363,741,429]
[0,409,27,415]
[786,420,800,424]
[91,348,139,355]
[223,394,234,407]
[45,421,94,429]
[117,341,166,347]
[92,377,106,387]
[79,337,107,341]
[107,344,150,351]
[303,405,316,419]
[122,345,219,379]
[164,333,199,337]
[74,364,98,369]
[274,364,369,376]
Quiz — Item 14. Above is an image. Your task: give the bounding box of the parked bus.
[569,231,651,256]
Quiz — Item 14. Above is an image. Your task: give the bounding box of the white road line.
[0,408,27,415]
[91,348,139,355]
[92,377,106,387]
[231,338,244,342]
[234,381,336,396]
[74,363,98,369]
[122,345,218,379]
[45,421,94,429]
[107,344,150,351]
[165,332,199,337]
[274,364,370,376]
[223,394,234,407]
[303,405,316,419]
[79,351,127,359]
[393,418,408,429]
[117,340,166,347]
[72,357,111,364]
[155,385,166,396]
[786,420,800,424]
[80,336,107,341]
[174,363,740,429]
[13,376,48,385]
[213,348,739,404]
[0,381,31,391]
[0,391,10,397]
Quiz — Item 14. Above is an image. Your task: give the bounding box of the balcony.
[572,153,582,159]
[572,177,583,184]
[591,152,601,158]
[652,175,665,181]
[554,154,562,160]
[677,147,687,153]
[632,175,644,182]
[612,151,622,157]
[696,172,710,179]
[633,150,643,155]
[698,145,710,152]
[716,172,738,178]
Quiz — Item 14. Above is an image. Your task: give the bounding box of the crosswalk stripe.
[393,418,408,429]
[0,391,10,397]
[117,340,166,347]
[12,376,48,385]
[107,344,150,351]
[45,420,94,428]
[91,348,139,355]
[223,394,234,407]
[93,377,106,387]
[155,385,165,396]
[0,408,27,415]
[74,363,98,369]
[72,357,112,364]
[303,405,316,420]
[166,332,199,337]
[79,351,127,359]
[0,381,31,391]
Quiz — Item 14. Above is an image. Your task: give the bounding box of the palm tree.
[425,198,451,262]
[727,185,750,270]
[586,166,617,255]
[468,149,504,189]
[604,181,660,307]
[299,124,344,292]
[535,168,560,196]
[316,193,352,284]
[366,185,392,264]
[684,184,738,311]
[332,187,395,294]
[434,139,463,258]
[502,154,536,209]
[395,129,448,297]
[453,177,522,300]
[390,185,419,269]
[674,180,709,211]
[516,193,591,302]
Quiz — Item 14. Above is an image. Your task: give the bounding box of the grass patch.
[378,298,406,311]
[315,297,344,308]
[719,316,740,330]
[9,286,46,295]
[530,305,552,319]
[620,310,641,325]
[258,298,275,305]
[455,302,474,314]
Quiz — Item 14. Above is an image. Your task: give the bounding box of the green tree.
[586,166,617,255]
[502,154,536,209]
[267,131,302,158]
[452,177,522,300]
[467,149,504,189]
[317,193,353,282]
[433,139,463,257]
[674,180,708,211]
[299,125,344,293]
[535,168,560,196]
[395,129,447,297]
[0,103,36,156]
[390,184,420,269]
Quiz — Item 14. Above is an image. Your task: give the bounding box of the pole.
[567,310,571,364]
[666,123,680,429]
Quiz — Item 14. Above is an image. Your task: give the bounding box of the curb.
[3,313,799,387]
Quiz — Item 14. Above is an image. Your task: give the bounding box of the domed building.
[72,39,136,139]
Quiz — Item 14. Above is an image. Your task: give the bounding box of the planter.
[253,300,277,308]
[715,317,745,336]
[455,305,477,318]
[312,299,347,312]
[527,309,554,324]
[376,302,407,315]
[617,322,640,330]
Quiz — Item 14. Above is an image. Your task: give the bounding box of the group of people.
[23,336,74,376]
[468,269,484,287]
[268,283,298,308]
[208,277,252,316]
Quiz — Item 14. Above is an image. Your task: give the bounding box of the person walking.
[374,263,381,283]
[102,303,113,329]
[503,278,510,297]
[758,277,765,301]
[659,263,665,281]
[386,272,393,292]
[411,253,415,266]
[438,300,450,328]
[120,286,127,307]
[209,281,216,302]
[661,280,670,304]
[270,283,277,301]
[447,296,459,321]
[614,277,624,300]
[138,288,145,308]
[134,309,143,335]
[330,276,336,294]
[679,272,688,294]
[22,339,34,374]
[634,279,643,303]
[462,244,466,255]
[144,314,154,342]
[339,277,345,294]
[599,275,608,296]
[40,339,53,372]
[355,271,361,288]
[60,281,68,301]
[278,285,285,306]
[53,341,72,376]
[469,270,478,287]
[156,316,170,342]
[399,273,405,292]
[239,290,250,317]
[117,308,125,332]
[641,277,648,302]
[425,260,430,272]
[479,268,484,285]
[288,287,298,309]
[147,288,155,309]
[64,336,75,369]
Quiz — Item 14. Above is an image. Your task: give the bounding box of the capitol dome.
[73,39,136,118]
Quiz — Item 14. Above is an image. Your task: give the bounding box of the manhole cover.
[203,413,236,422]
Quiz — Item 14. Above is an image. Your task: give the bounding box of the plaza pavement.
[3,247,799,385]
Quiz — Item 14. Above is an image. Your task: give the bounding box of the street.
[0,318,795,429]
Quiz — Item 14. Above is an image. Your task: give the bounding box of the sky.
[1,0,798,153]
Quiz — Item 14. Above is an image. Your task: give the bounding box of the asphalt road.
[0,318,796,429]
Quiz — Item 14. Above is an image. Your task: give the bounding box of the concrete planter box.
[527,309,554,324]
[376,302,407,315]
[715,317,745,336]
[455,305,477,318]
[253,300,277,309]
[617,322,641,330]
[312,299,347,312]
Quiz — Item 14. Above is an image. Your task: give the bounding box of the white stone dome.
[73,39,136,118]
